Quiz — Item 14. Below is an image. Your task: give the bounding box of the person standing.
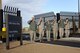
[38,17,45,42]
[53,17,58,40]
[29,17,37,43]
[64,18,70,37]
[58,17,64,38]
[46,20,51,41]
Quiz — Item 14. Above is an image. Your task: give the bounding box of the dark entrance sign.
[6,14,22,49]
[8,15,21,34]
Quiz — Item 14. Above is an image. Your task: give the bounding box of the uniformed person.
[46,20,51,41]
[29,17,37,43]
[58,17,64,38]
[38,17,45,42]
[53,17,58,40]
[64,18,70,37]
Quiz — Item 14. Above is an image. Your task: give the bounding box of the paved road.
[0,41,80,53]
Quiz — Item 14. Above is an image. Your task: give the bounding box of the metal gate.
[0,5,23,49]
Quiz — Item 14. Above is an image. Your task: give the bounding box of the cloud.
[2,0,47,13]
[2,0,47,27]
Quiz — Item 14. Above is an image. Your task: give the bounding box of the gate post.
[17,10,23,45]
[0,9,3,31]
[0,9,3,40]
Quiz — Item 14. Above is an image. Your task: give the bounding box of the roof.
[60,11,78,16]
[34,12,55,19]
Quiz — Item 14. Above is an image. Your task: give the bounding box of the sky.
[2,0,78,28]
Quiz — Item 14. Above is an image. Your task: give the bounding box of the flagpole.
[78,0,79,13]
[78,0,80,33]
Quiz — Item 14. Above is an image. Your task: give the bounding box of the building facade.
[60,12,78,29]
[34,12,55,24]
[34,11,79,33]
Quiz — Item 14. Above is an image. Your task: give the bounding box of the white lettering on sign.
[9,31,18,33]
[9,22,20,25]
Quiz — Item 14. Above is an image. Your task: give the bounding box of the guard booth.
[0,6,23,49]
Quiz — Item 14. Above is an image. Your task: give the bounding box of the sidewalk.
[0,41,80,53]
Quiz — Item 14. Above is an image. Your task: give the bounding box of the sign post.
[6,14,9,49]
[17,10,23,45]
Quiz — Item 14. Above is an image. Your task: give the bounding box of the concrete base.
[0,41,2,43]
[37,37,80,48]
[78,29,80,33]
[59,37,80,42]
